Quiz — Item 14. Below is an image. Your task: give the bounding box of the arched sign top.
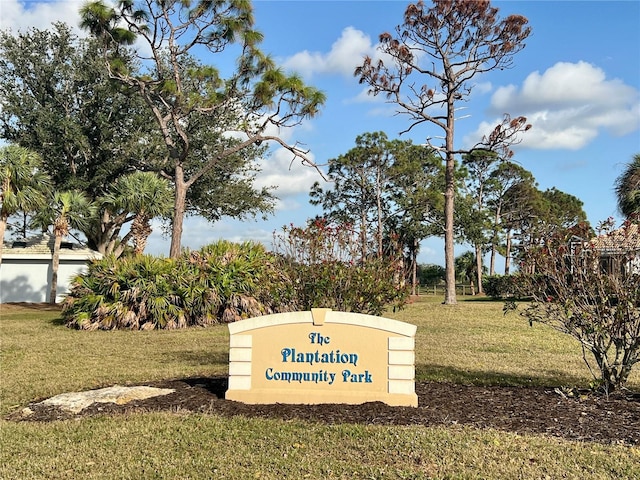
[228,309,417,337]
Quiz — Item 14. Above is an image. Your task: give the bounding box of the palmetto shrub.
[63,241,296,330]
[184,241,296,323]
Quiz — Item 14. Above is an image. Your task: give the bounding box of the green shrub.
[273,220,408,315]
[284,258,407,315]
[63,241,295,330]
[418,264,446,287]
[62,255,181,330]
[483,274,524,299]
[64,224,408,330]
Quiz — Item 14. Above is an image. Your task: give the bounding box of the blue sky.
[1,0,639,267]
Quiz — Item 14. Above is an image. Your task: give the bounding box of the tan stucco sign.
[225,309,417,407]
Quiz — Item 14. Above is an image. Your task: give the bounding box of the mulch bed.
[8,378,640,446]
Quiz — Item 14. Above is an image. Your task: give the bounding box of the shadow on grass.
[182,364,592,392]
[413,295,530,304]
[457,296,502,303]
[416,363,588,389]
[415,295,534,303]
[458,296,533,303]
[48,316,67,326]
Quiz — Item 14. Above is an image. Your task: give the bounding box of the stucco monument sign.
[225,308,418,407]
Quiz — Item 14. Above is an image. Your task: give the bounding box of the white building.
[0,234,102,303]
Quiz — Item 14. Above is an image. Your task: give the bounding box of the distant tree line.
[309,130,588,296]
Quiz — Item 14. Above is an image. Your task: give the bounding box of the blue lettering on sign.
[341,369,373,383]
[264,333,372,387]
[309,332,330,345]
[280,348,358,367]
[265,368,336,385]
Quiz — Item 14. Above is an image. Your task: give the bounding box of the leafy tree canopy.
[80,0,326,257]
[0,23,162,253]
[0,23,155,197]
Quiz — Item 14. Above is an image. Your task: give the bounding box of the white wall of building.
[1,257,93,303]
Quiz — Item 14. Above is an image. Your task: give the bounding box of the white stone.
[39,385,175,414]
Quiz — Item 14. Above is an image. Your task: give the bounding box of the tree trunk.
[0,215,7,266]
[475,243,484,295]
[411,239,418,296]
[49,233,62,304]
[489,245,496,276]
[360,209,367,262]
[86,210,128,258]
[376,167,383,258]
[490,209,500,276]
[443,153,457,304]
[504,230,512,275]
[170,164,187,259]
[132,214,152,255]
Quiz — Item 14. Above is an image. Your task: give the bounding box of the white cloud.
[472,81,493,96]
[283,26,378,79]
[484,61,639,150]
[255,147,323,202]
[0,0,85,35]
[283,50,325,78]
[0,0,155,57]
[226,116,323,205]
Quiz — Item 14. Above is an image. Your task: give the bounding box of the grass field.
[1,298,639,479]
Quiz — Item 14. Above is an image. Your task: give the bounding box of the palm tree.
[615,154,640,221]
[455,251,478,296]
[33,191,95,303]
[102,172,173,256]
[0,145,52,265]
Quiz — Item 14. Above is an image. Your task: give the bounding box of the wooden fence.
[415,284,475,296]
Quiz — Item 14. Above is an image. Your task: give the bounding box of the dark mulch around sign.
[8,377,640,446]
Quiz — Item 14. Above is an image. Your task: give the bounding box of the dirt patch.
[8,378,640,446]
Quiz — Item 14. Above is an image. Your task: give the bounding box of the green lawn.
[1,299,638,479]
